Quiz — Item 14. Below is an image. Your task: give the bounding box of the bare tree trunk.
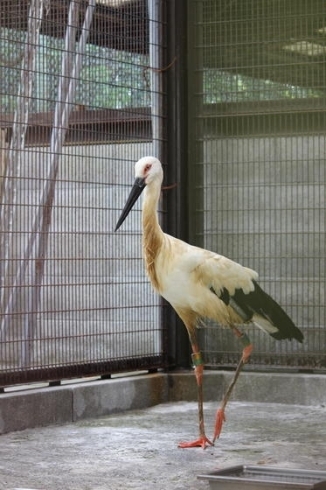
[21,0,96,367]
[0,0,45,325]
[0,129,8,203]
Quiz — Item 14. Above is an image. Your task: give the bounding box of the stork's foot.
[213,408,226,442]
[178,434,214,450]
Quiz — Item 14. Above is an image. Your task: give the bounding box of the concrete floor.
[0,399,326,490]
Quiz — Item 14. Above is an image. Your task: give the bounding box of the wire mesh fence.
[190,0,326,370]
[0,0,167,387]
[1,0,325,389]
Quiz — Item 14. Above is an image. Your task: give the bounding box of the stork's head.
[115,156,163,231]
[135,156,163,185]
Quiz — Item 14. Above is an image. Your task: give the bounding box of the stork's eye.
[144,163,152,173]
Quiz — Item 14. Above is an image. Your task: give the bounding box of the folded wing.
[197,253,303,343]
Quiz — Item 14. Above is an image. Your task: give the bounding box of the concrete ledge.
[0,370,325,435]
[0,373,168,435]
[72,373,168,421]
[223,371,326,406]
[168,371,326,406]
[0,387,73,434]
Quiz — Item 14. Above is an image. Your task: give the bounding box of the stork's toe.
[178,435,214,449]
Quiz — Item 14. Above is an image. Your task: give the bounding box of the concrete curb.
[168,371,326,406]
[0,371,325,434]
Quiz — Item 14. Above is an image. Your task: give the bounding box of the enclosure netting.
[190,0,326,370]
[0,0,167,386]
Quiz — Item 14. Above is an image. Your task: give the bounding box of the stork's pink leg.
[213,330,253,442]
[178,345,213,449]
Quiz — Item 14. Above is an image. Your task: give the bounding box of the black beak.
[115,177,146,231]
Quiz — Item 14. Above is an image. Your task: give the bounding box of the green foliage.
[204,69,324,103]
[0,27,324,114]
[0,29,150,112]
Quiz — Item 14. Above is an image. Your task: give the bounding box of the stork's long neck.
[142,179,165,291]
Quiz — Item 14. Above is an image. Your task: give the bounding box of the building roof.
[1,0,148,54]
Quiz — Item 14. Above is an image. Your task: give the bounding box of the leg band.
[192,351,204,367]
[240,333,251,348]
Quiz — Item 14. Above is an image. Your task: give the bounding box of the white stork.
[115,156,304,449]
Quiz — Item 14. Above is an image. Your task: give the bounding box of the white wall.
[198,135,325,364]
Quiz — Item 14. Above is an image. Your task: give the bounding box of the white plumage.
[115,156,303,449]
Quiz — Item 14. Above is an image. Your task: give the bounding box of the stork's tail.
[250,282,303,342]
[230,281,304,343]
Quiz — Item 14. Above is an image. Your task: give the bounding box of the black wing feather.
[233,281,303,343]
[216,281,303,343]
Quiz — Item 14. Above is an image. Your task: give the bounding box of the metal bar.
[0,355,164,388]
[165,0,191,368]
[147,0,163,159]
[146,0,165,366]
[187,0,204,249]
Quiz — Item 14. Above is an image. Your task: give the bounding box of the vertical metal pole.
[188,0,204,248]
[165,0,191,368]
[147,0,163,160]
[146,0,164,360]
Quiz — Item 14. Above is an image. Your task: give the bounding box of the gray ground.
[0,401,325,490]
